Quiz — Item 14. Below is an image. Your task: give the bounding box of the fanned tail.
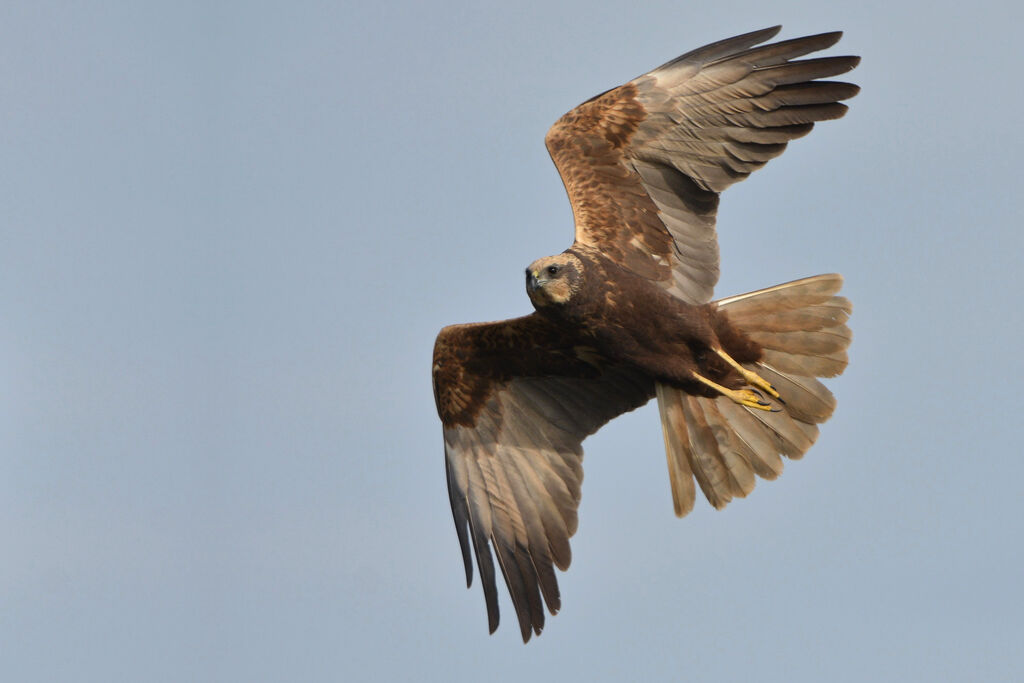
[657,274,851,515]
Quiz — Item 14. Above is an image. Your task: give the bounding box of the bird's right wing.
[546,26,859,304]
[432,315,653,641]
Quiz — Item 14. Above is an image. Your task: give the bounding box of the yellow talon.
[692,373,773,411]
[733,389,773,411]
[714,348,780,399]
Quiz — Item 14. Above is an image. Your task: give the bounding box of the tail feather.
[742,396,818,459]
[695,397,756,502]
[753,363,834,423]
[682,394,748,508]
[748,328,851,356]
[714,398,784,480]
[761,347,847,378]
[656,384,696,516]
[656,274,850,516]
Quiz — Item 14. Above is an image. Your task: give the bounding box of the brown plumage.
[432,26,858,642]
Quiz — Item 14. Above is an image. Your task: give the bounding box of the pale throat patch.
[545,279,573,304]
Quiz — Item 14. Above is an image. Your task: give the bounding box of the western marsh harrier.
[432,26,858,641]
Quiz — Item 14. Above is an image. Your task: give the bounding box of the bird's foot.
[737,367,781,400]
[730,388,773,411]
[714,349,781,400]
[691,372,773,411]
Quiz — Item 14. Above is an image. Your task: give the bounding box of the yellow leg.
[692,372,772,411]
[714,348,781,399]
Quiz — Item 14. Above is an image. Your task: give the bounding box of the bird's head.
[525,253,584,310]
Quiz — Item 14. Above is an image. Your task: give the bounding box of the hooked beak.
[527,269,540,292]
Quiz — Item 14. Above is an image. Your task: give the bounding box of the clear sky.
[3,1,1022,681]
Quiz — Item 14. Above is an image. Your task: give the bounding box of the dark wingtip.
[739,25,783,45]
[827,55,862,75]
[814,30,843,48]
[487,605,499,634]
[829,82,861,101]
[445,457,475,588]
[722,25,783,43]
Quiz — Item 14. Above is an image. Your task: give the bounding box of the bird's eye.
[547,265,559,276]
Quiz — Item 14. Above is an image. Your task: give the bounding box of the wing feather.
[501,449,562,610]
[445,452,473,585]
[461,437,500,632]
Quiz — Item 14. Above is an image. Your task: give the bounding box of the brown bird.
[432,26,857,642]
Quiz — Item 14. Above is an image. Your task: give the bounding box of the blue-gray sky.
[3,1,1022,681]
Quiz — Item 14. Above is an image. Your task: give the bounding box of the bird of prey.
[431,26,858,642]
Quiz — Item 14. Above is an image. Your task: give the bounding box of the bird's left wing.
[432,314,653,641]
[546,26,859,304]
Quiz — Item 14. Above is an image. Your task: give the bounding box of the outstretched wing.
[433,315,653,641]
[546,26,860,304]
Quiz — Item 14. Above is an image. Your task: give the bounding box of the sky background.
[2,1,1022,681]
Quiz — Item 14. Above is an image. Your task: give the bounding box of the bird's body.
[431,26,858,642]
[525,248,760,397]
